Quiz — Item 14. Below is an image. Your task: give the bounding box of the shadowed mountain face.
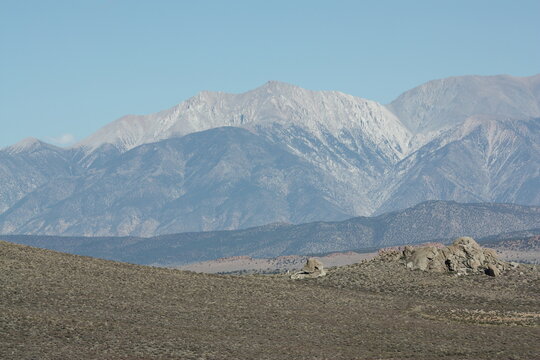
[0,139,75,214]
[0,128,350,236]
[3,201,539,266]
[0,75,539,236]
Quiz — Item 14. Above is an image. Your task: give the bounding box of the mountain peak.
[190,81,301,101]
[3,137,54,154]
[389,74,540,134]
[75,81,410,157]
[258,80,298,90]
[246,80,305,97]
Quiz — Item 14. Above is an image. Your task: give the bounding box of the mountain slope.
[0,138,74,216]
[1,75,539,236]
[0,127,351,236]
[77,81,411,158]
[72,81,414,216]
[377,116,540,213]
[4,201,539,265]
[388,74,540,134]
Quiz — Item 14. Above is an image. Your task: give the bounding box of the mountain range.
[1,74,539,236]
[3,200,539,266]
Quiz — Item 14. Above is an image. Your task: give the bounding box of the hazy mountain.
[76,81,412,215]
[1,75,539,236]
[0,138,74,215]
[388,74,540,134]
[77,81,410,157]
[0,127,351,236]
[377,116,540,213]
[3,201,539,266]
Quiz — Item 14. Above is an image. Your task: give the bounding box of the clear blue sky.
[1,0,539,148]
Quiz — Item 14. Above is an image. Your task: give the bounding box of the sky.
[1,0,539,148]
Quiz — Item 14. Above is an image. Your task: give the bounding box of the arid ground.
[1,240,539,359]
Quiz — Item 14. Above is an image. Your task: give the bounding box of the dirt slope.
[1,240,539,359]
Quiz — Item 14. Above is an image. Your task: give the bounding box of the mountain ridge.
[74,80,411,159]
[1,74,539,236]
[388,74,540,134]
[3,200,539,266]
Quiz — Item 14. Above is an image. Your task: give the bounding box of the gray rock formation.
[291,258,326,279]
[402,237,508,276]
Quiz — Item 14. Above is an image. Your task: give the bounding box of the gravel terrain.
[1,240,539,359]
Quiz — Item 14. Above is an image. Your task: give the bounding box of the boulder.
[484,264,500,277]
[405,246,443,271]
[402,237,509,276]
[291,258,326,279]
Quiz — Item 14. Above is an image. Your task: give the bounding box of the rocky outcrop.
[291,258,326,279]
[402,237,509,276]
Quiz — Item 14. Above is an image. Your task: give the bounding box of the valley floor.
[1,240,539,359]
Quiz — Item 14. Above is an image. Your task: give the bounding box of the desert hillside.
[1,240,539,359]
[480,230,540,264]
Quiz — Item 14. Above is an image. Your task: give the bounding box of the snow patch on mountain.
[2,138,63,155]
[75,81,412,161]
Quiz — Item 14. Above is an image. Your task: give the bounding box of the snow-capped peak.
[74,82,413,159]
